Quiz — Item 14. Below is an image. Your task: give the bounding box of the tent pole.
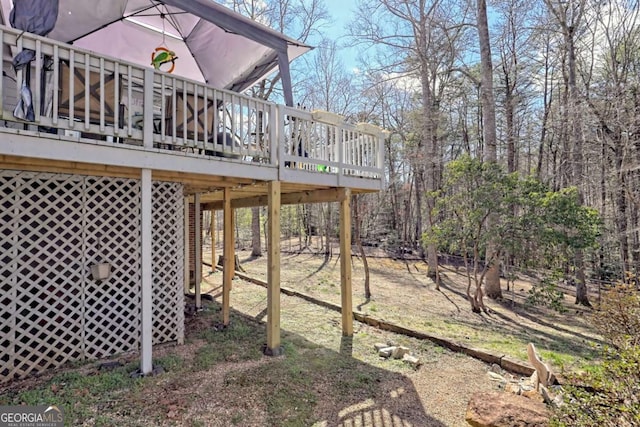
[277,52,294,107]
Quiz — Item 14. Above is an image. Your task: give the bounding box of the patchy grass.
[0,362,145,425]
[232,251,603,372]
[9,248,602,425]
[1,296,495,426]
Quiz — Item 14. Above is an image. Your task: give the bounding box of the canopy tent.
[0,0,311,106]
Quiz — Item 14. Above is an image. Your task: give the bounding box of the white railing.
[279,106,385,180]
[0,25,274,162]
[0,25,384,183]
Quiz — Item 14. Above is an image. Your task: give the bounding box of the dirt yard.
[0,245,604,426]
[224,246,601,372]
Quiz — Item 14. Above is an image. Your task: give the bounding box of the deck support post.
[231,206,236,285]
[194,193,202,309]
[210,210,216,272]
[140,168,153,374]
[183,197,190,294]
[222,187,233,325]
[339,188,353,336]
[266,181,282,355]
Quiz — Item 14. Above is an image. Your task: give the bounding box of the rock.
[466,391,551,427]
[378,347,395,358]
[374,343,388,351]
[488,371,506,382]
[490,364,502,374]
[522,389,545,404]
[391,346,410,359]
[530,371,538,386]
[505,382,521,395]
[550,387,564,408]
[520,382,534,392]
[539,384,564,407]
[402,353,422,369]
[539,385,552,405]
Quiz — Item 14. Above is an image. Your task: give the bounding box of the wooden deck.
[0,25,385,195]
[0,24,382,378]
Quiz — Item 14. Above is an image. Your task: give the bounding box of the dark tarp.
[10,0,59,69]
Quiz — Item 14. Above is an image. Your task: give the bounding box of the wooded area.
[218,0,640,309]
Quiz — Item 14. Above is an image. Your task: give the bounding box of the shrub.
[552,285,640,426]
[591,284,640,349]
[526,272,567,313]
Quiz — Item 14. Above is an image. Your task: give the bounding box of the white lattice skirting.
[1,170,185,382]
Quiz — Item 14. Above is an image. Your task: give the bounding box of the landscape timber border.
[204,262,549,379]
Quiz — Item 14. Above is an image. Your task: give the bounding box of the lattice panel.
[152,182,185,345]
[1,171,185,383]
[0,174,16,379]
[11,172,85,379]
[83,177,141,359]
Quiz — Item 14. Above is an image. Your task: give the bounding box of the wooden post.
[266,181,282,355]
[223,187,233,325]
[194,193,202,309]
[231,206,236,285]
[340,188,353,336]
[210,210,216,272]
[183,197,190,294]
[140,168,153,374]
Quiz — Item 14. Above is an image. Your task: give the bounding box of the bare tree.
[353,195,371,299]
[544,0,591,306]
[476,0,503,299]
[350,0,471,286]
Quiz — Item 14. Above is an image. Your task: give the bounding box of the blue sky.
[322,0,359,69]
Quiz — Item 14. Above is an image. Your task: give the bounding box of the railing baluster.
[203,85,209,151]
[52,45,59,127]
[99,57,105,132]
[84,53,90,131]
[239,96,245,157]
[15,36,23,121]
[126,65,133,136]
[171,77,176,145]
[181,82,187,147]
[114,62,120,136]
[212,88,218,152]
[34,40,41,122]
[68,50,74,129]
[194,83,200,152]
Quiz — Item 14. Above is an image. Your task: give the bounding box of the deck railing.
[279,106,386,181]
[0,25,384,183]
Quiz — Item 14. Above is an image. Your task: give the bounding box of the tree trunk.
[354,195,371,299]
[417,21,439,284]
[477,0,502,299]
[251,206,262,257]
[574,251,591,306]
[567,15,590,307]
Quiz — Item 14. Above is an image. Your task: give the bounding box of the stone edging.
[213,265,537,377]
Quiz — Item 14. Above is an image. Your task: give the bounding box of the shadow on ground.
[177,300,446,426]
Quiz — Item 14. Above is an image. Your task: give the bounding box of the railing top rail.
[280,105,387,138]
